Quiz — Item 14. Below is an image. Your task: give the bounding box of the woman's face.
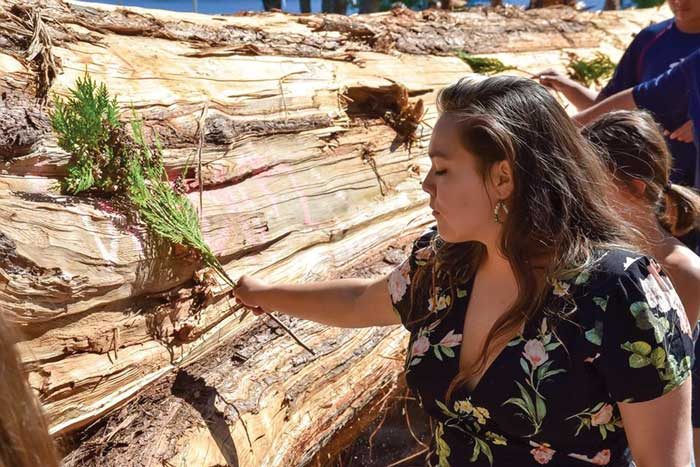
[421,114,510,244]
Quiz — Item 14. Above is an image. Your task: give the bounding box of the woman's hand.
[534,69,600,110]
[534,69,576,93]
[666,120,694,143]
[232,275,270,316]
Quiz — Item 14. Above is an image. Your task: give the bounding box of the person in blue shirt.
[537,0,700,189]
[574,50,700,185]
[573,48,700,461]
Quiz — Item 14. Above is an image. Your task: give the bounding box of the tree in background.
[262,0,281,10]
[359,0,382,12]
[322,0,349,13]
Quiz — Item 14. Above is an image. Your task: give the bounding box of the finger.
[670,121,692,137]
[673,132,691,143]
[532,69,556,79]
[670,128,692,142]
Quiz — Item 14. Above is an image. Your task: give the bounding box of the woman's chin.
[434,222,454,243]
[435,222,474,244]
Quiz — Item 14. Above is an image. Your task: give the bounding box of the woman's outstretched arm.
[232,274,401,328]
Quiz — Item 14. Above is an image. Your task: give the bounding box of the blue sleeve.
[598,32,648,99]
[633,50,700,118]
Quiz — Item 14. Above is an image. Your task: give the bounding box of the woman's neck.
[480,237,517,281]
[627,201,675,260]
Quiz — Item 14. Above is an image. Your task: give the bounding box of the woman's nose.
[422,173,435,196]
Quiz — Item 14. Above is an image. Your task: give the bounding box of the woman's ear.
[627,179,647,198]
[491,160,514,199]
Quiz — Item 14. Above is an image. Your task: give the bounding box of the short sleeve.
[386,227,437,331]
[600,256,694,403]
[632,50,700,118]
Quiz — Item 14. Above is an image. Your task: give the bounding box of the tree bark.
[0,1,670,465]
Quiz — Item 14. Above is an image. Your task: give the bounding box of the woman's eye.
[434,169,447,176]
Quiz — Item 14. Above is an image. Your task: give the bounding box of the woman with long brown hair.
[233,76,694,466]
[0,315,59,467]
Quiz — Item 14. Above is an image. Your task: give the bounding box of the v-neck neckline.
[451,272,524,397]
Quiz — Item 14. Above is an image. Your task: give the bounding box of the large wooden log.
[0,1,669,465]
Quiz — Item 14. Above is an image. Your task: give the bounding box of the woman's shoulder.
[598,248,650,277]
[563,247,651,294]
[589,246,700,291]
[567,247,688,325]
[663,243,700,283]
[661,244,700,323]
[557,248,669,311]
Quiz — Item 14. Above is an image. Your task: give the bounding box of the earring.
[493,200,508,224]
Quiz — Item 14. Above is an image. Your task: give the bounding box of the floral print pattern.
[569,449,612,465]
[408,322,462,369]
[502,318,566,436]
[435,398,503,465]
[566,402,622,439]
[529,441,555,464]
[389,228,694,466]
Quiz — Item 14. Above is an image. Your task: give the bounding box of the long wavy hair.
[406,76,637,399]
[582,110,700,238]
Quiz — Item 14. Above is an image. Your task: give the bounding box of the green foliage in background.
[51,73,234,287]
[458,52,518,75]
[566,52,616,88]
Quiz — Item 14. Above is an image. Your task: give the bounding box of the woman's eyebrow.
[428,150,449,159]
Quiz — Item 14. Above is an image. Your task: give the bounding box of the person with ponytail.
[0,315,60,467]
[583,109,700,461]
[582,110,700,284]
[234,76,694,466]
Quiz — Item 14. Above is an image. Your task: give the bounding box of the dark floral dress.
[386,228,694,466]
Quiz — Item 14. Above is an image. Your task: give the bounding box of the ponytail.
[660,183,700,237]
